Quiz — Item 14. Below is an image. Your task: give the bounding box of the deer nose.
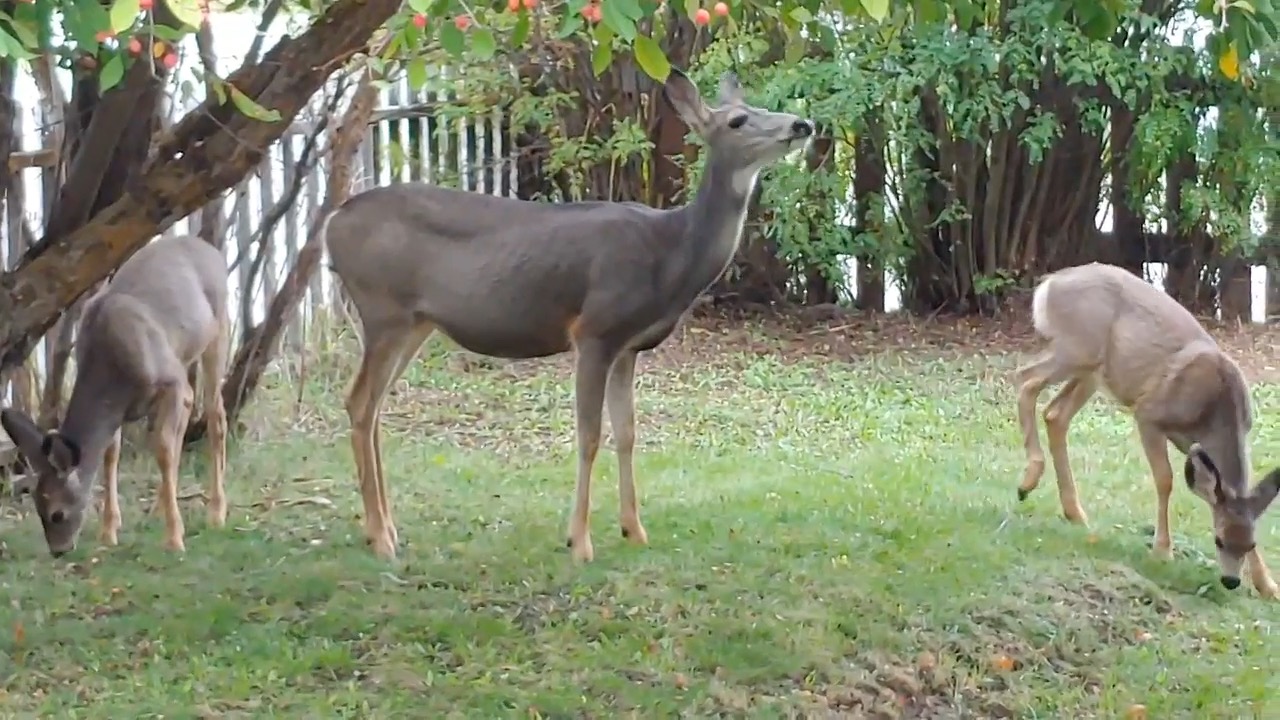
[50,549,67,559]
[791,120,814,137]
[1220,575,1241,590]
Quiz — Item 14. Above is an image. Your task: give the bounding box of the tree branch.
[0,0,400,373]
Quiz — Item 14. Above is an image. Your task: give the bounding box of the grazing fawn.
[1,235,230,557]
[1015,262,1280,597]
[324,68,814,561]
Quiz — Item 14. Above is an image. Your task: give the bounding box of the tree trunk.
[854,113,886,312]
[0,0,400,374]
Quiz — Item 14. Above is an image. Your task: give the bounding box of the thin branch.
[246,0,286,66]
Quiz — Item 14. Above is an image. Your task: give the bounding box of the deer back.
[78,235,228,386]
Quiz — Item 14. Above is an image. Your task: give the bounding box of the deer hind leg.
[606,351,647,546]
[1042,376,1096,525]
[1135,422,1175,560]
[151,378,194,552]
[1245,549,1279,599]
[567,341,613,563]
[372,325,436,548]
[99,428,123,546]
[1015,350,1073,503]
[345,319,434,559]
[200,314,230,528]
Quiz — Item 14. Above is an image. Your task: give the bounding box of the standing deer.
[324,68,814,561]
[0,235,229,557]
[1015,262,1280,598]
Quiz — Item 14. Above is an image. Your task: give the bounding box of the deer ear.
[41,431,81,473]
[717,72,745,106]
[662,67,712,135]
[1248,468,1280,519]
[1185,443,1230,504]
[1,408,55,474]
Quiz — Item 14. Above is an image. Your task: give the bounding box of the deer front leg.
[151,380,194,552]
[1246,548,1279,599]
[1015,351,1065,503]
[1043,377,1095,525]
[99,428,123,546]
[606,351,647,546]
[568,343,611,563]
[1136,422,1175,560]
[200,334,229,528]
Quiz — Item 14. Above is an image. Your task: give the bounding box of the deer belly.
[434,317,572,360]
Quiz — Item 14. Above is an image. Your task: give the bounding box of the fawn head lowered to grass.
[1014,261,1280,598]
[0,235,230,557]
[323,67,814,562]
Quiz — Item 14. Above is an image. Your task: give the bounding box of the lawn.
[1,314,1277,719]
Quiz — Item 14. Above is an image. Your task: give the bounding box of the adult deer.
[0,235,229,557]
[1015,262,1280,598]
[324,68,814,561]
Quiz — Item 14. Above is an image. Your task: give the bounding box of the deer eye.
[727,115,747,129]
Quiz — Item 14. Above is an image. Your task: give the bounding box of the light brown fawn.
[323,68,814,562]
[0,235,229,557]
[1015,262,1279,598]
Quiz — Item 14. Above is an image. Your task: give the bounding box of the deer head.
[1,408,91,556]
[661,68,813,189]
[1184,443,1280,588]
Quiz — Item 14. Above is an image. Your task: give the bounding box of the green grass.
[2,326,1278,718]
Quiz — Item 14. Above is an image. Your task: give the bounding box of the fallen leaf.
[673,672,688,690]
[991,654,1016,672]
[917,651,937,672]
[1126,704,1148,720]
[13,620,24,647]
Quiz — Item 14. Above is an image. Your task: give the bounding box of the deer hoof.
[621,523,649,545]
[370,533,397,560]
[1016,487,1032,502]
[568,535,594,563]
[207,505,227,528]
[1258,581,1279,600]
[99,529,119,547]
[164,535,186,553]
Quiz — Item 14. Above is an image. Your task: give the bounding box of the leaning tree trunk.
[0,0,400,374]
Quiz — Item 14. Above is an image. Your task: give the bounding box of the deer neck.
[678,150,759,281]
[58,369,131,486]
[1200,428,1250,494]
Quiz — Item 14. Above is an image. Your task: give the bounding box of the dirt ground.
[651,304,1280,382]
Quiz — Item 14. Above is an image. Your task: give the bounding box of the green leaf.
[789,6,814,23]
[591,37,612,76]
[555,13,583,39]
[861,0,889,21]
[511,12,530,46]
[440,22,465,56]
[632,34,669,82]
[99,53,124,92]
[613,0,645,20]
[228,85,282,122]
[0,12,39,49]
[0,26,34,59]
[109,0,139,33]
[684,0,699,20]
[471,27,496,60]
[167,0,204,29]
[408,0,432,13]
[406,57,428,90]
[602,1,636,40]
